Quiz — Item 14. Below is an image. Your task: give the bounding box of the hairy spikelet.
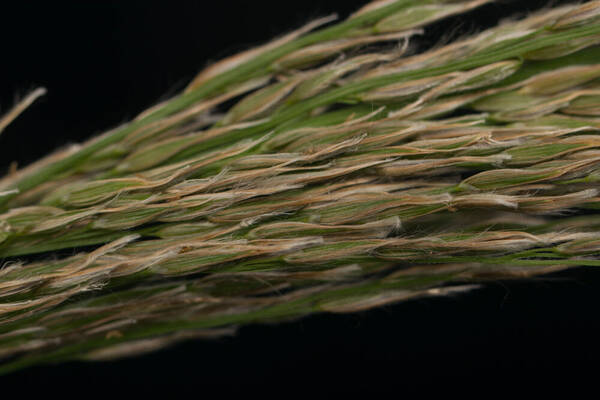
[1,0,600,373]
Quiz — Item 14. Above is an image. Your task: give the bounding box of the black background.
[1,0,599,392]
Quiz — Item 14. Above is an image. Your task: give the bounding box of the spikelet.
[2,0,600,374]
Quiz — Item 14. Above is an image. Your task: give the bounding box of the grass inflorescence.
[1,0,600,373]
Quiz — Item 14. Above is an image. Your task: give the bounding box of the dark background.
[1,0,599,391]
